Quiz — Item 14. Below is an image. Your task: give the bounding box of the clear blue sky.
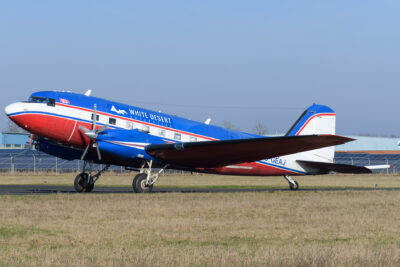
[1,1,399,135]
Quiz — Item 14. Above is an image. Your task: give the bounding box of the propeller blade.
[80,104,101,161]
[96,124,108,134]
[95,143,101,161]
[92,104,97,130]
[29,134,33,148]
[79,125,90,133]
[81,144,90,160]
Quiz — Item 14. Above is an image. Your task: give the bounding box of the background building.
[0,132,30,149]
[336,136,400,153]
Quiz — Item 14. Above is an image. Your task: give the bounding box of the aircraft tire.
[74,173,89,193]
[289,181,299,191]
[132,173,153,193]
[86,182,94,192]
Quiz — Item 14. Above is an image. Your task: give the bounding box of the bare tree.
[358,133,377,137]
[252,121,268,136]
[359,133,400,138]
[4,120,26,133]
[222,120,239,131]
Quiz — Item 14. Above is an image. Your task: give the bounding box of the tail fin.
[286,104,336,162]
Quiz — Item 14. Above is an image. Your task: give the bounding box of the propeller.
[29,134,34,148]
[79,104,108,160]
[29,134,39,150]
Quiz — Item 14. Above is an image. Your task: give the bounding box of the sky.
[0,1,399,136]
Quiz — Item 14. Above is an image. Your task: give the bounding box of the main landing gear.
[132,160,169,193]
[74,161,110,193]
[283,175,299,191]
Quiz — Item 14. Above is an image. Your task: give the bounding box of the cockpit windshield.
[28,96,47,103]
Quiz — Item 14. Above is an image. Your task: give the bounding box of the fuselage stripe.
[256,161,306,175]
[56,103,216,141]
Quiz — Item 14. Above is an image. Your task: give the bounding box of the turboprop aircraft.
[4,90,371,193]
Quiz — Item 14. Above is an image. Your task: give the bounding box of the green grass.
[1,174,400,266]
[0,225,56,238]
[1,191,400,266]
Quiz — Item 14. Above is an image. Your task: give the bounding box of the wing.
[146,135,354,168]
[297,160,372,174]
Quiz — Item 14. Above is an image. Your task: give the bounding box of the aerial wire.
[128,101,304,111]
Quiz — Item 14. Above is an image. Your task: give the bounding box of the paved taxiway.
[1,185,400,195]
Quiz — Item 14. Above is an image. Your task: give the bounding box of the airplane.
[4,90,373,193]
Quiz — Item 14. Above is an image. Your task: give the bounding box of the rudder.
[286,104,336,162]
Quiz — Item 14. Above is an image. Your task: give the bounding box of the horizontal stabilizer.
[365,164,391,170]
[297,160,372,174]
[146,134,354,168]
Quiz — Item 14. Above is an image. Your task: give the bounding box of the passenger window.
[159,129,166,137]
[91,114,99,121]
[190,136,197,142]
[47,98,55,107]
[140,125,150,133]
[174,133,181,141]
[126,121,133,129]
[109,118,116,125]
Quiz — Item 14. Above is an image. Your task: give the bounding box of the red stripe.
[254,161,300,175]
[201,161,300,176]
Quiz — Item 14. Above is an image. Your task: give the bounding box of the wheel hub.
[140,179,148,189]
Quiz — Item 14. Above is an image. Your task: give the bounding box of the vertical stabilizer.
[286,104,336,162]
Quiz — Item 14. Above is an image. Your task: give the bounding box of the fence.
[0,149,126,174]
[334,153,400,174]
[1,149,400,174]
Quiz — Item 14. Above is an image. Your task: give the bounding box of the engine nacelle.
[97,140,153,161]
[36,139,84,160]
[96,129,167,162]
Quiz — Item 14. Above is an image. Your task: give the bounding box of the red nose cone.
[5,102,28,130]
[9,115,28,130]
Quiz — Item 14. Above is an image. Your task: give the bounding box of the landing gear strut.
[132,160,169,193]
[283,175,299,191]
[74,161,110,193]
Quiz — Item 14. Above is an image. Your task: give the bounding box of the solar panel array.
[0,149,399,174]
[0,149,126,173]
[334,153,400,173]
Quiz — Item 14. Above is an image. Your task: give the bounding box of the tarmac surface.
[1,185,400,195]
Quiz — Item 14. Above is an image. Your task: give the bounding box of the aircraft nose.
[5,102,23,116]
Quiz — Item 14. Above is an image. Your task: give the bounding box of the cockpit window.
[29,96,47,103]
[47,98,56,107]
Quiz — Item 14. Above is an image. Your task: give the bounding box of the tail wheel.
[132,173,153,193]
[289,181,299,191]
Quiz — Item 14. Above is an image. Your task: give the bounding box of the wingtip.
[335,135,356,143]
[338,135,356,143]
[319,134,356,143]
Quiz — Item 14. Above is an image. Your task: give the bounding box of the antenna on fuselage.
[84,90,92,96]
[204,118,211,125]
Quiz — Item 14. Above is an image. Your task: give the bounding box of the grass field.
[1,173,400,266]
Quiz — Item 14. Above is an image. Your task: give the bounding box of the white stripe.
[67,120,78,143]
[225,165,253,170]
